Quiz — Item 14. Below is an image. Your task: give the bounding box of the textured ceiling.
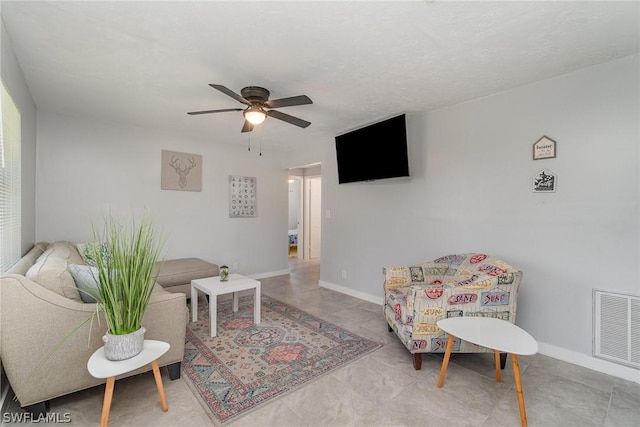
[2,1,639,152]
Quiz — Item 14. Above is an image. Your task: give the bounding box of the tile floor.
[3,258,639,426]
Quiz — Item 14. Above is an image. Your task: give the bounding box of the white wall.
[318,54,639,378]
[35,112,291,276]
[1,20,37,255]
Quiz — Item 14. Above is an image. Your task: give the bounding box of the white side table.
[87,340,170,427]
[436,317,538,427]
[191,273,261,337]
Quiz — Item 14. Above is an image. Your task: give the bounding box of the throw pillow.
[76,242,109,267]
[26,241,84,301]
[68,264,101,303]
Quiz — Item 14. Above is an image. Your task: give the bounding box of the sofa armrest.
[143,288,188,366]
[382,266,414,292]
[0,274,187,407]
[6,243,48,275]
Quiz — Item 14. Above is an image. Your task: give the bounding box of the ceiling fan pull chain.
[248,133,251,151]
[259,134,262,156]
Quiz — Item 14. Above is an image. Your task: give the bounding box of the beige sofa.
[0,241,188,414]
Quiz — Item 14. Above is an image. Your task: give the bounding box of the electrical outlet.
[341,269,347,279]
[232,262,238,270]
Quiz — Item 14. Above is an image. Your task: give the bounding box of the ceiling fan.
[188,84,313,133]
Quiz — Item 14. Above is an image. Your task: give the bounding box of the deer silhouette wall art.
[160,150,203,191]
[170,156,196,188]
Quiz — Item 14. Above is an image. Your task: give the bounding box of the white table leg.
[191,284,198,322]
[210,294,217,337]
[254,283,261,324]
[233,292,239,312]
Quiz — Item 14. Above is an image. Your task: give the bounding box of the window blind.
[0,82,21,273]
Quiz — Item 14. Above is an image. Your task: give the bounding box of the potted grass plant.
[91,213,164,360]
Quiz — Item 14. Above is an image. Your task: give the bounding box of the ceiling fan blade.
[267,110,311,128]
[187,108,243,115]
[241,120,254,133]
[209,84,250,105]
[265,95,313,109]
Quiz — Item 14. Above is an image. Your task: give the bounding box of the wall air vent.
[593,289,640,369]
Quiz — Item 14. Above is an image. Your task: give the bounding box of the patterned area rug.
[182,294,381,424]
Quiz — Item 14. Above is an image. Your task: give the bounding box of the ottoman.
[156,258,219,298]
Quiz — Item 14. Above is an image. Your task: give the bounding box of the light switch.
[325,209,331,219]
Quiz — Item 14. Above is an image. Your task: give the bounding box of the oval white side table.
[87,340,170,427]
[436,317,538,427]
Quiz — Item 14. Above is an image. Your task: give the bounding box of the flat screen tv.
[335,114,409,184]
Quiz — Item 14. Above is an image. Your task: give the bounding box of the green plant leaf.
[91,212,165,335]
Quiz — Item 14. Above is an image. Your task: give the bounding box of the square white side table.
[191,273,261,337]
[87,340,170,427]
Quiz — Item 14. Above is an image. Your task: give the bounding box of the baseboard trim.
[318,279,640,384]
[249,269,290,280]
[537,341,640,384]
[319,280,384,305]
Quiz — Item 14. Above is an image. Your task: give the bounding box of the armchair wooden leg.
[494,350,502,383]
[412,353,422,370]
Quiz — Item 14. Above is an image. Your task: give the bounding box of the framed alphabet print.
[229,175,257,217]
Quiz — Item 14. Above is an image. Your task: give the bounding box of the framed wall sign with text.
[533,136,556,160]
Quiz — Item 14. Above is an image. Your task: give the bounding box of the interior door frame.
[290,176,304,259]
[304,175,321,259]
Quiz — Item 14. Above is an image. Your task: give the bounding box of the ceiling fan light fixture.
[189,84,312,132]
[243,105,267,125]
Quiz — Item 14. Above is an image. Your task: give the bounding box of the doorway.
[288,177,302,258]
[287,171,321,260]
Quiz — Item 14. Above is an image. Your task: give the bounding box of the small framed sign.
[533,136,556,160]
[229,175,257,218]
[161,150,202,191]
[533,169,556,193]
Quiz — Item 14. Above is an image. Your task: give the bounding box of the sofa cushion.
[68,264,100,303]
[25,241,83,301]
[155,258,219,288]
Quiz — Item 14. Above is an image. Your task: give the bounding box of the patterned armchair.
[383,253,522,369]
